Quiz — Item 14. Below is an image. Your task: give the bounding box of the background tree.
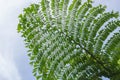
[18,0,120,80]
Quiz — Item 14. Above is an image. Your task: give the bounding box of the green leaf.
[17,23,22,32]
[18,0,120,79]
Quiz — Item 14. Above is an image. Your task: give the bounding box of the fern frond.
[87,12,119,51]
[94,20,120,54]
[18,0,120,79]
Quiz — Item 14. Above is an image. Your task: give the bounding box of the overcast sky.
[0,0,120,80]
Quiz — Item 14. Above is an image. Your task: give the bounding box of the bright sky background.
[0,0,120,80]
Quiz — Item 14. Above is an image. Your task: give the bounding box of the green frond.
[104,33,120,54]
[61,0,69,31]
[73,1,92,40]
[18,0,120,80]
[94,20,120,54]
[86,12,119,52]
[67,0,81,33]
[80,5,106,46]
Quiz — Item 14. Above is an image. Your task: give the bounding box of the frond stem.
[65,34,112,77]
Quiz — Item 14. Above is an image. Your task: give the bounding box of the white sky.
[0,0,119,80]
[0,0,39,80]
